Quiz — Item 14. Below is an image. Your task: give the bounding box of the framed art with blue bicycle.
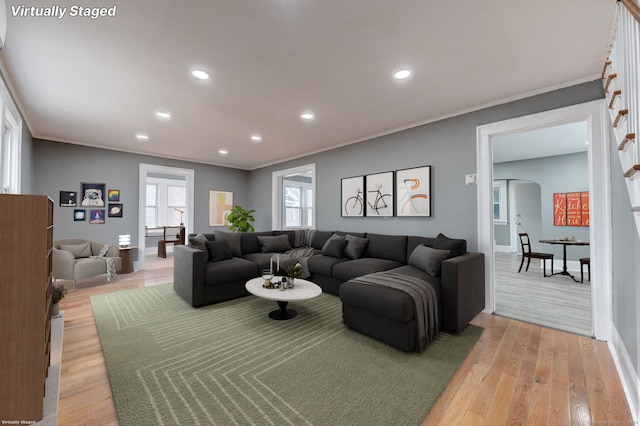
[396,166,431,217]
[341,175,365,217]
[365,171,393,217]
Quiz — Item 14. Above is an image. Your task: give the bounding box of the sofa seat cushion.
[389,265,442,302]
[74,257,122,280]
[307,254,348,277]
[332,258,404,282]
[340,279,417,323]
[204,257,259,286]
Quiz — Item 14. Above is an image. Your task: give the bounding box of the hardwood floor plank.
[57,255,633,426]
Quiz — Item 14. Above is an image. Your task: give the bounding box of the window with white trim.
[0,80,22,194]
[493,180,507,224]
[283,178,313,229]
[146,177,187,227]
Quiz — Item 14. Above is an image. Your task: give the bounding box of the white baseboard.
[495,245,513,253]
[609,324,640,422]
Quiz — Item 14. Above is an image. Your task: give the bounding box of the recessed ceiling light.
[156,111,171,119]
[300,112,314,120]
[394,69,412,80]
[136,133,149,141]
[191,69,210,80]
[218,149,228,155]
[251,135,262,142]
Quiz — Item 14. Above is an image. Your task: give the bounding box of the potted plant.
[227,205,256,232]
[51,283,68,316]
[286,262,303,287]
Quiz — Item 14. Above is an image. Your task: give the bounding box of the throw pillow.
[322,238,347,258]
[344,234,369,259]
[205,240,233,262]
[257,234,292,253]
[433,233,466,259]
[188,234,208,252]
[60,242,92,258]
[321,233,344,253]
[408,244,450,277]
[213,231,242,257]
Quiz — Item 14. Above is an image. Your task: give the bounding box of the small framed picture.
[365,171,394,217]
[108,203,123,218]
[73,209,86,221]
[341,176,365,217]
[89,209,105,224]
[60,191,77,207]
[81,183,106,207]
[108,189,120,202]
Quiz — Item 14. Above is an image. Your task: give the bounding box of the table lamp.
[118,234,131,248]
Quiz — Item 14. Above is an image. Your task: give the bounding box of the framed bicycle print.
[396,166,431,217]
[365,171,393,217]
[341,176,364,217]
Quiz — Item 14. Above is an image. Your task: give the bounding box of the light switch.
[465,174,477,185]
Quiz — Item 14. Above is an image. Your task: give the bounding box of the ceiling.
[0,0,616,170]
[492,120,589,164]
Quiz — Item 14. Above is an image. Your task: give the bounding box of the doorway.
[477,100,612,341]
[137,164,195,271]
[271,163,316,230]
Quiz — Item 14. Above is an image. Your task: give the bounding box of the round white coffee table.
[245,277,322,320]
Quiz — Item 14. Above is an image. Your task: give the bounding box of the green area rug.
[91,283,482,425]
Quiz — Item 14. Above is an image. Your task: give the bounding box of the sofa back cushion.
[273,230,296,248]
[364,233,407,263]
[60,242,92,258]
[241,231,274,254]
[257,234,292,253]
[214,231,242,257]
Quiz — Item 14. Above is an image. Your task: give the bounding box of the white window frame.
[0,78,22,194]
[493,180,507,224]
[146,176,187,227]
[282,179,313,229]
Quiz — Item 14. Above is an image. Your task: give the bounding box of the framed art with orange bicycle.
[395,166,431,217]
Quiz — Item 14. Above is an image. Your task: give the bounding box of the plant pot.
[51,302,60,317]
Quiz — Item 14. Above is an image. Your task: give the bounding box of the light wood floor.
[57,255,633,425]
[494,252,592,336]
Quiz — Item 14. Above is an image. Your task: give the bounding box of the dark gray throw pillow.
[214,230,242,257]
[205,240,233,262]
[188,234,208,252]
[408,244,450,277]
[322,238,347,258]
[321,233,345,253]
[344,234,369,259]
[257,234,292,253]
[433,233,466,259]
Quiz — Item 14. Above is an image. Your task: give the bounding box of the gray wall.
[248,81,604,251]
[609,129,640,382]
[493,152,590,260]
[20,122,34,194]
[33,140,249,247]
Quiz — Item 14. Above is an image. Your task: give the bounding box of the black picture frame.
[365,171,394,217]
[73,209,86,221]
[341,176,365,217]
[395,166,432,217]
[81,182,106,207]
[108,203,123,218]
[60,191,77,207]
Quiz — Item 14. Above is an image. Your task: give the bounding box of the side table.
[118,246,137,274]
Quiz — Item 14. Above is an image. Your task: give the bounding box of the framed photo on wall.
[81,183,106,207]
[396,166,431,217]
[209,190,233,226]
[108,203,123,218]
[89,209,105,224]
[73,209,86,221]
[60,191,77,207]
[341,175,364,217]
[108,189,120,202]
[365,171,393,217]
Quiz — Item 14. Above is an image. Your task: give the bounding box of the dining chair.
[158,226,184,258]
[580,257,591,283]
[518,233,554,277]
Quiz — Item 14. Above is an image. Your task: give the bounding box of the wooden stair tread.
[623,164,640,178]
[618,133,636,150]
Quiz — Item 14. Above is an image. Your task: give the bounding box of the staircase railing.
[603,0,640,238]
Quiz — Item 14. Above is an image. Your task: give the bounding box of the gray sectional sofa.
[173,229,485,352]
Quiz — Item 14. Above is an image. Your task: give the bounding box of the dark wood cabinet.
[0,194,53,422]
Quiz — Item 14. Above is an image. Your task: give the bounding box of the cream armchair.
[53,239,122,288]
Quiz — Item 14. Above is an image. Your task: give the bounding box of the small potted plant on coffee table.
[286,263,303,288]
